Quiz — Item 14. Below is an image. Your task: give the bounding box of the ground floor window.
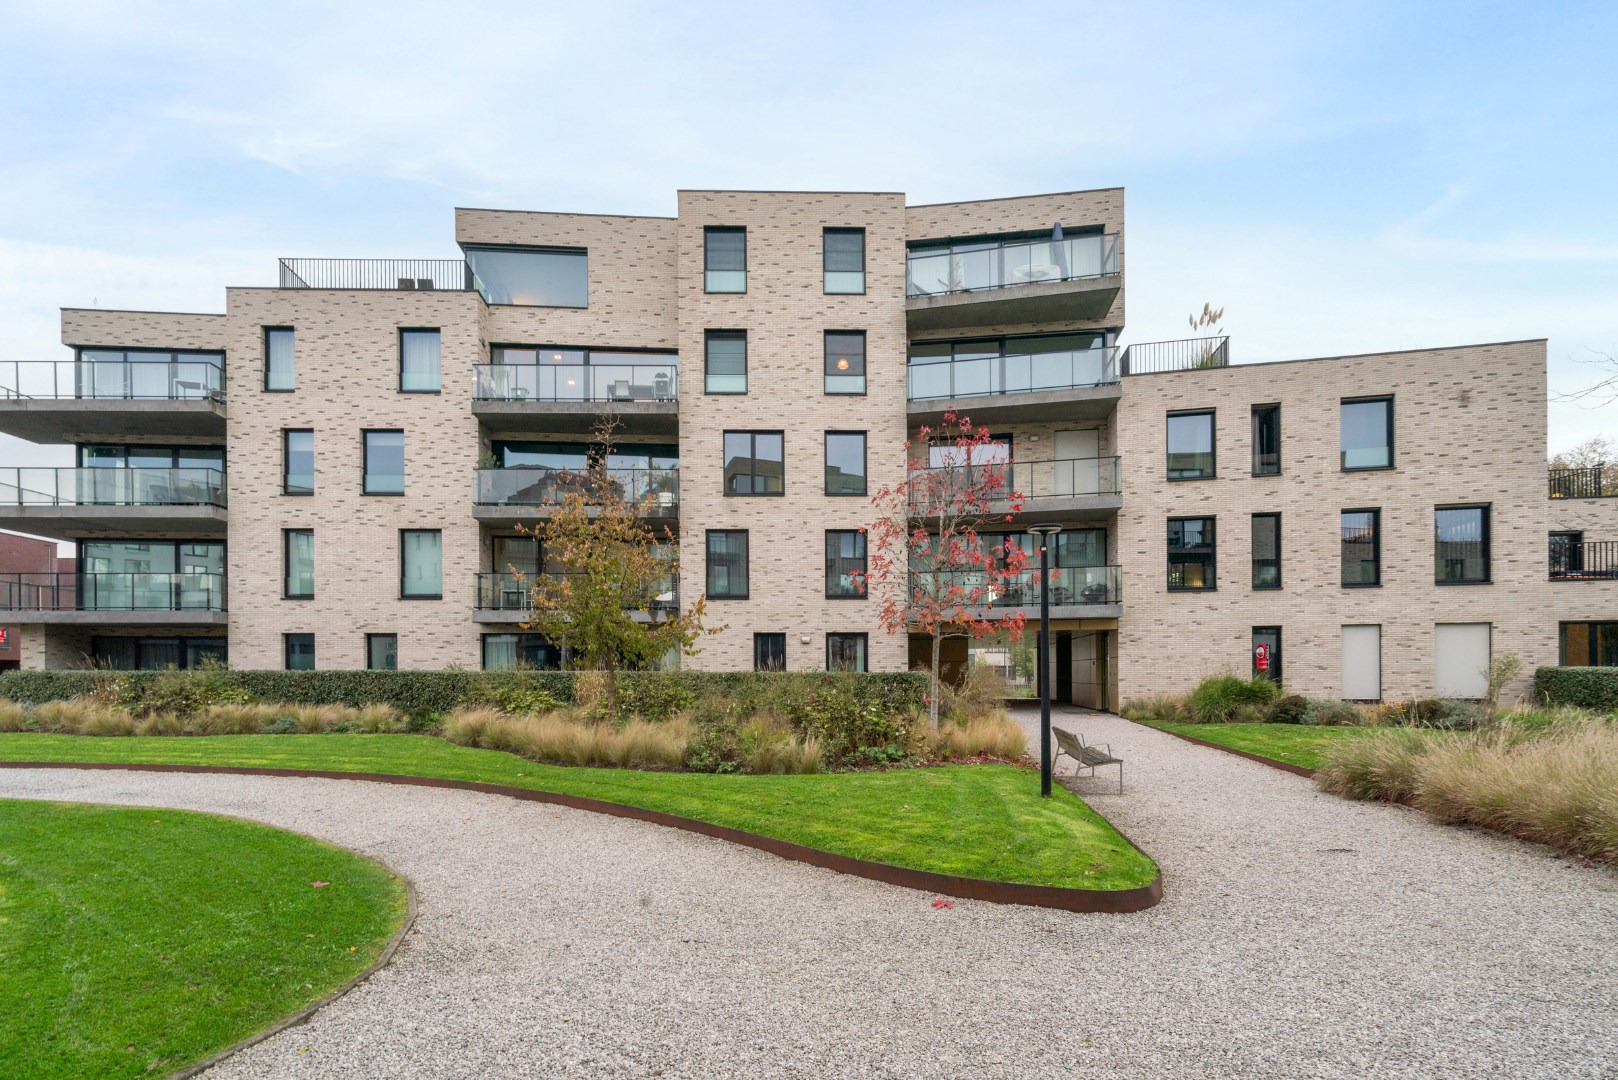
[1252,626,1282,686]
[90,636,226,670]
[754,632,786,671]
[367,633,398,670]
[284,633,315,671]
[1559,621,1618,666]
[827,632,867,672]
[482,633,563,671]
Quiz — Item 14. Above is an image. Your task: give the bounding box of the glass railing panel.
[906,234,1120,296]
[0,468,226,507]
[476,467,679,508]
[473,364,677,403]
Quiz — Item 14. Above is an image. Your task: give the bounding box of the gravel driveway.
[5,710,1616,1079]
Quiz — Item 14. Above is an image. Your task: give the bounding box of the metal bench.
[1052,726,1124,793]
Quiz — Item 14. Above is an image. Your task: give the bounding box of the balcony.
[910,457,1121,523]
[0,357,226,440]
[0,468,227,538]
[0,572,227,625]
[473,572,679,624]
[472,361,679,437]
[1120,336,1230,375]
[473,466,679,528]
[1549,466,1612,499]
[911,566,1122,621]
[906,344,1120,424]
[278,258,473,291]
[1550,539,1618,581]
[905,233,1121,331]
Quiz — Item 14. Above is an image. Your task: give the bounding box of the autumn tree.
[1549,434,1618,495]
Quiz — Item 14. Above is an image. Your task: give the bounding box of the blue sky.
[1,0,1615,477]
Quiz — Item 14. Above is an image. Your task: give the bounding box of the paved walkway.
[4,714,1616,1079]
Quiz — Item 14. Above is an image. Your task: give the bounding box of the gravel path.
[5,711,1617,1079]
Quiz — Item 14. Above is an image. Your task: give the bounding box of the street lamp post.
[1027,523,1062,798]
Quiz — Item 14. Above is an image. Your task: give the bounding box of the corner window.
[754,633,786,671]
[284,633,315,671]
[827,632,868,672]
[1251,513,1281,589]
[704,330,747,394]
[825,531,867,599]
[825,431,867,495]
[1251,404,1280,476]
[284,529,314,599]
[704,226,747,293]
[399,329,441,392]
[1252,627,1282,685]
[1341,509,1381,587]
[824,331,866,395]
[363,430,405,495]
[706,530,749,599]
[1341,397,1393,470]
[283,430,314,495]
[1435,505,1490,584]
[824,228,866,294]
[1560,621,1618,666]
[465,246,587,307]
[1168,517,1216,590]
[401,530,443,599]
[723,431,784,495]
[264,327,295,391]
[1167,410,1215,479]
[367,633,398,670]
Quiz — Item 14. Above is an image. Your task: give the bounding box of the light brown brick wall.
[61,309,228,350]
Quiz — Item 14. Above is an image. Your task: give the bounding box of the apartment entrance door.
[1053,429,1100,495]
[1055,632,1073,702]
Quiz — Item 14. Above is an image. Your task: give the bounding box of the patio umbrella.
[1051,222,1068,278]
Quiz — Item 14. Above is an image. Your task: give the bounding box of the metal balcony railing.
[278,258,473,291]
[907,346,1119,401]
[1120,336,1230,375]
[0,359,224,401]
[475,467,679,510]
[473,363,678,403]
[0,468,226,508]
[906,233,1119,297]
[909,457,1121,506]
[475,571,679,613]
[0,572,226,612]
[1550,539,1618,580]
[912,565,1121,607]
[1549,466,1609,499]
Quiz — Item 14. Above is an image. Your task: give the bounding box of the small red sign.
[0,628,9,646]
[1254,643,1270,671]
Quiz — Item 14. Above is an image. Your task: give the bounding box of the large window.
[1166,410,1215,479]
[706,531,749,599]
[72,347,224,400]
[1167,517,1216,590]
[825,431,867,495]
[825,531,867,599]
[1251,404,1280,476]
[77,539,225,612]
[824,331,866,395]
[465,246,587,307]
[284,633,315,671]
[399,329,441,392]
[283,430,314,495]
[704,330,747,394]
[824,228,866,294]
[367,634,398,670]
[827,633,868,672]
[1341,397,1393,470]
[401,530,443,599]
[89,636,226,671]
[1560,621,1618,666]
[704,226,747,293]
[754,633,786,672]
[1435,505,1490,584]
[284,530,314,599]
[1341,509,1381,586]
[723,431,784,495]
[482,633,563,671]
[363,430,405,495]
[906,332,1113,399]
[1251,513,1281,589]
[264,327,295,391]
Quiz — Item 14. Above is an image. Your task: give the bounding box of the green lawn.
[0,733,1157,891]
[0,799,407,1080]
[1142,721,1371,770]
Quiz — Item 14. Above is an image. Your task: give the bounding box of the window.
[1251,404,1280,476]
[363,430,405,495]
[74,347,224,399]
[1167,517,1216,590]
[464,246,587,307]
[723,431,784,495]
[399,329,441,392]
[1560,621,1618,666]
[1166,410,1215,479]
[1341,397,1393,470]
[825,432,867,495]
[1341,509,1381,586]
[1252,626,1282,686]
[89,636,226,671]
[1435,505,1490,584]
[825,531,867,599]
[704,226,746,293]
[754,633,786,672]
[367,633,398,670]
[1550,531,1584,578]
[827,633,868,672]
[283,430,314,495]
[824,228,866,294]
[906,332,1114,399]
[482,633,563,671]
[284,529,314,599]
[824,331,866,394]
[401,530,443,599]
[706,531,749,598]
[704,330,747,394]
[264,327,295,391]
[1251,513,1281,589]
[78,540,224,611]
[284,633,315,671]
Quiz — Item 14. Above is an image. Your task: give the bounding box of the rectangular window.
[827,633,868,672]
[264,327,295,391]
[464,246,587,308]
[399,328,441,392]
[825,530,868,599]
[723,431,784,495]
[754,633,786,672]
[366,633,398,671]
[284,529,314,599]
[1435,505,1490,584]
[824,331,866,394]
[1341,509,1381,586]
[482,633,563,671]
[1341,397,1393,470]
[824,228,866,294]
[704,330,747,394]
[706,530,749,599]
[1167,517,1216,590]
[1251,404,1280,476]
[704,226,747,293]
[284,633,315,671]
[283,429,314,495]
[1166,410,1215,479]
[1560,621,1618,666]
[363,430,405,495]
[824,431,867,495]
[1550,531,1584,578]
[401,530,443,599]
[1252,626,1282,686]
[1251,513,1281,589]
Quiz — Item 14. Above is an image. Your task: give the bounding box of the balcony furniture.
[653,372,673,400]
[1011,263,1062,284]
[1053,727,1124,794]
[609,381,633,401]
[1080,581,1111,604]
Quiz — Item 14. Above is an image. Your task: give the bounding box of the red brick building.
[0,532,64,669]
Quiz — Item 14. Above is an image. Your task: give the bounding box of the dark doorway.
[1055,631,1073,703]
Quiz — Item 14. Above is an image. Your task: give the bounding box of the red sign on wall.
[0,628,9,646]
[1254,643,1270,671]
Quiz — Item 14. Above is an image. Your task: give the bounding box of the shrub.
[1421,699,1486,731]
[1302,699,1364,727]
[1266,695,1309,724]
[1119,695,1188,723]
[1187,674,1283,724]
[441,707,693,770]
[932,711,1028,760]
[1315,727,1435,802]
[1534,667,1618,714]
[0,700,26,732]
[938,664,1013,724]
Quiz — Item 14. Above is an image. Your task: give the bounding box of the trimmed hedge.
[1534,666,1618,713]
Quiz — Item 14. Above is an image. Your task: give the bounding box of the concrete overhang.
[472,400,678,437]
[905,275,1121,333]
[907,383,1120,426]
[473,608,666,625]
[472,503,679,530]
[0,505,227,540]
[2,609,227,626]
[0,399,226,441]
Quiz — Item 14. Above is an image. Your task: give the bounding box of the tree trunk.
[929,630,942,731]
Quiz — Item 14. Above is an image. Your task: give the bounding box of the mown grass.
[0,733,1156,891]
[0,799,407,1080]
[1141,721,1372,771]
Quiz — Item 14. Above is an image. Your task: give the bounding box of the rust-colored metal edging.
[1130,722,1317,778]
[0,761,1163,914]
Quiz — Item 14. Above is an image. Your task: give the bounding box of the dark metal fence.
[278,258,472,291]
[1121,335,1230,375]
[1549,466,1608,499]
[1550,539,1618,580]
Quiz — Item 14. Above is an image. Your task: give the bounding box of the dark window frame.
[263,326,295,392]
[823,330,868,396]
[824,430,868,496]
[283,633,315,671]
[1559,620,1618,666]
[1251,512,1282,590]
[1341,395,1396,472]
[753,632,787,672]
[824,530,868,600]
[462,244,589,309]
[1341,508,1383,588]
[1167,515,1218,592]
[703,226,747,294]
[283,528,314,600]
[703,329,748,395]
[1252,626,1283,685]
[1251,403,1281,476]
[400,528,443,600]
[722,430,786,497]
[1550,530,1584,578]
[1166,409,1217,481]
[706,529,750,600]
[362,429,406,496]
[823,227,867,295]
[398,327,442,394]
[282,428,314,496]
[366,633,398,671]
[826,632,869,673]
[1435,503,1492,585]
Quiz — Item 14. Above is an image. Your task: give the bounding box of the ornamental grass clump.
[1315,726,1434,802]
[933,712,1028,760]
[0,699,26,732]
[1186,674,1283,724]
[441,707,692,770]
[1119,695,1188,724]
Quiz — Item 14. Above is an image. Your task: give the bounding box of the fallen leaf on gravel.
[931,899,954,909]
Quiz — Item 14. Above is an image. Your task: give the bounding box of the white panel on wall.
[1341,624,1382,701]
[1434,623,1491,699]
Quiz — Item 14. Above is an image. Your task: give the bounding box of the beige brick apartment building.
[0,187,1609,705]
